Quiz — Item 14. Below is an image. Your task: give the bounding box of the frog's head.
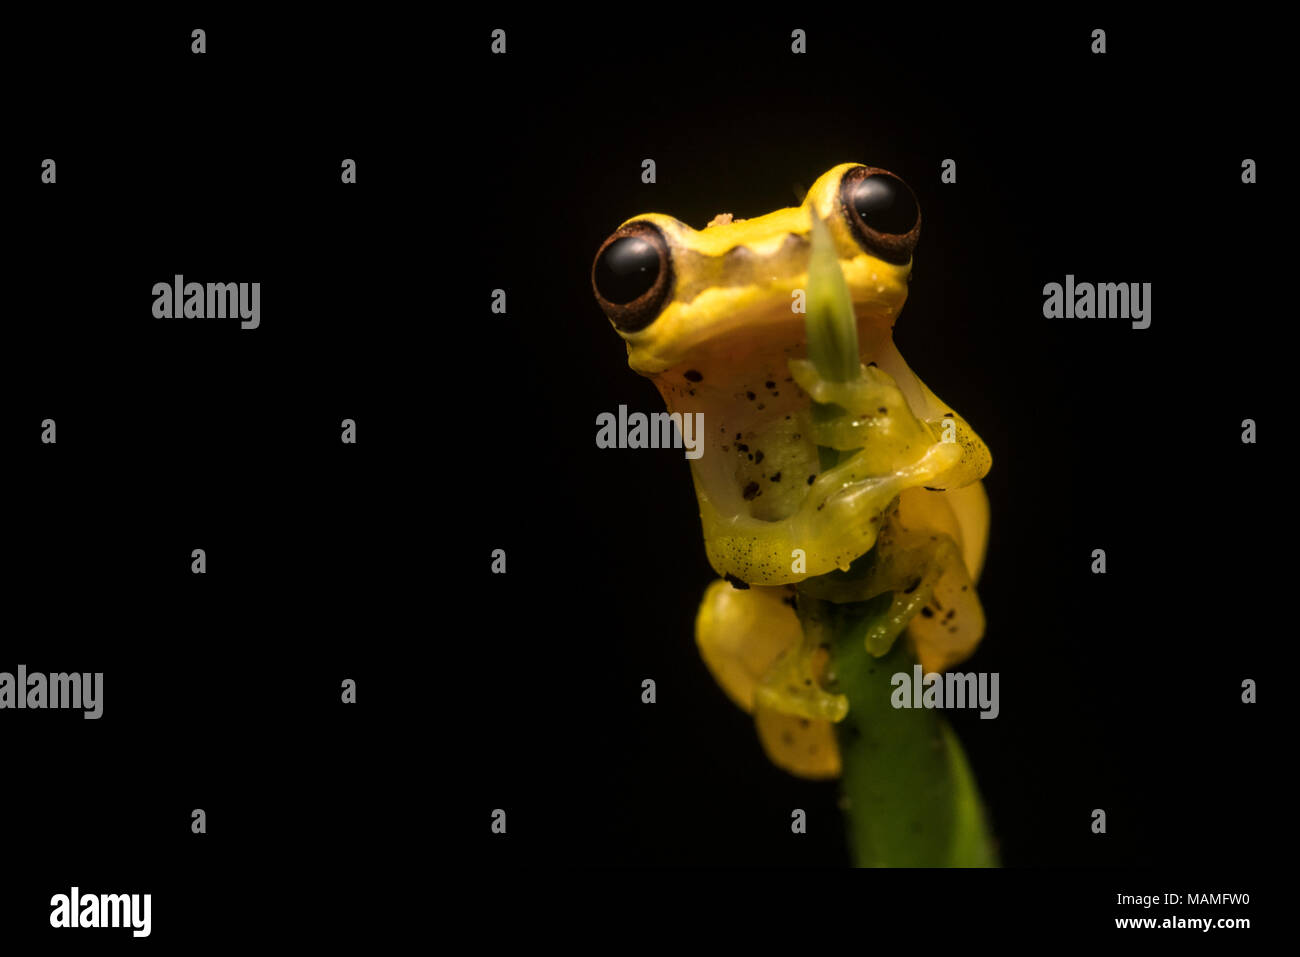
[592,163,919,381]
[595,163,941,540]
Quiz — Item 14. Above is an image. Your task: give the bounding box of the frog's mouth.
[626,284,905,380]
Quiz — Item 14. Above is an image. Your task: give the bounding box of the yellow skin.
[594,164,991,778]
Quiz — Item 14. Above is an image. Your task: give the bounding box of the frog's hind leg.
[895,486,988,674]
[695,580,842,779]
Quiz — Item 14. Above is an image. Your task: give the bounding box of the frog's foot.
[752,615,848,723]
[800,493,987,671]
[753,708,841,780]
[695,579,841,778]
[843,537,956,658]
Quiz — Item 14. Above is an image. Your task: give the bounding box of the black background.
[5,13,422,947]
[4,9,1284,944]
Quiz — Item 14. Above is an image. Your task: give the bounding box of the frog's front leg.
[696,361,990,588]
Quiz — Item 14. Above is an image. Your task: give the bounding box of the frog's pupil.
[595,236,660,304]
[850,175,917,235]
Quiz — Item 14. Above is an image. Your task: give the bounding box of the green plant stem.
[797,589,997,866]
[800,205,996,866]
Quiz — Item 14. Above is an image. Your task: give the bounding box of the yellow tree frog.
[592,164,992,782]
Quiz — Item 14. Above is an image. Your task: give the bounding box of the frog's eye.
[592,221,674,333]
[839,166,921,265]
